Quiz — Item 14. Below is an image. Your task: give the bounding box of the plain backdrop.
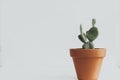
[0,0,120,80]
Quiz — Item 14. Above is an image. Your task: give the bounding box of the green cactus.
[78,25,87,43]
[78,19,99,49]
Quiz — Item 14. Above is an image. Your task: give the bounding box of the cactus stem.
[80,24,82,34]
[92,18,96,27]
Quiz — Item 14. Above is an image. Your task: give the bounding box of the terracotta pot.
[70,48,106,80]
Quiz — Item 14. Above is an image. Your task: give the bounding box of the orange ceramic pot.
[70,48,106,80]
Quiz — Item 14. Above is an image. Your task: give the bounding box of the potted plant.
[70,19,106,80]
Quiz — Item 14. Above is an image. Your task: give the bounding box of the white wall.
[0,0,120,80]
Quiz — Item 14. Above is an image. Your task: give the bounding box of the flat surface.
[0,48,77,80]
[0,48,120,80]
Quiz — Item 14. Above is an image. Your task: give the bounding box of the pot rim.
[70,48,106,58]
[70,48,106,50]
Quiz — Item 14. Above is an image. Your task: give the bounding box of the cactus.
[78,19,99,49]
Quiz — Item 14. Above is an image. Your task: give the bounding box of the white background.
[0,0,120,80]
